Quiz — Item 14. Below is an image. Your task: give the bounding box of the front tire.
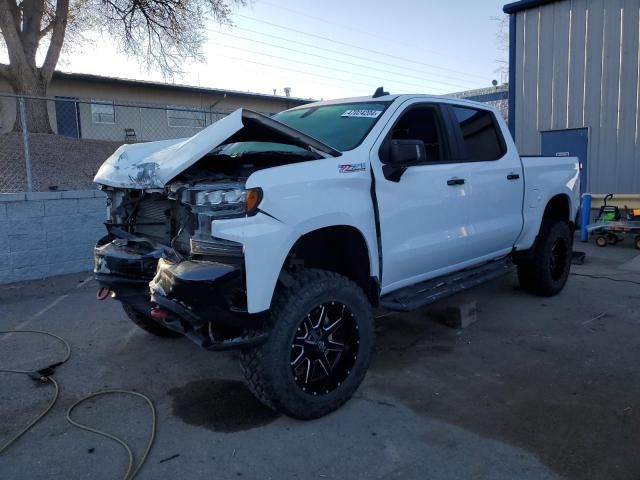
[517,219,572,296]
[240,269,374,419]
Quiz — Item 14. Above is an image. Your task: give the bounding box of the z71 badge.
[338,163,366,173]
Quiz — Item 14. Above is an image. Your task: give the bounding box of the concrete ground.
[1,238,639,480]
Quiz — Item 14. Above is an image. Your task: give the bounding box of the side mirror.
[384,139,427,165]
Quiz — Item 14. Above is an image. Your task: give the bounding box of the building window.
[91,100,116,124]
[167,106,206,128]
[451,106,505,161]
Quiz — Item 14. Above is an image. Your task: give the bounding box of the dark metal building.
[504,0,640,196]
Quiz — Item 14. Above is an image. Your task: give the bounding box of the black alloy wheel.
[290,302,359,396]
[549,238,568,281]
[516,219,572,296]
[240,269,374,419]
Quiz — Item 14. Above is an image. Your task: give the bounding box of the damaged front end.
[94,194,266,350]
[93,109,339,350]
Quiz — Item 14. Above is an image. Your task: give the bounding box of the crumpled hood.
[94,108,340,189]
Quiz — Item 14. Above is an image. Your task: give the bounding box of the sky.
[5,0,509,101]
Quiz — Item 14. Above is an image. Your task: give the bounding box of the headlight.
[180,183,262,217]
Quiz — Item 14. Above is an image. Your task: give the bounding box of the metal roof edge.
[503,0,563,14]
[51,71,313,104]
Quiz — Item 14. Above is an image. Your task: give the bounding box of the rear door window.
[451,106,505,161]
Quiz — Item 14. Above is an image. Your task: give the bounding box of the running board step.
[380,258,513,312]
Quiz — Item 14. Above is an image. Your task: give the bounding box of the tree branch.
[21,0,47,66]
[41,0,68,81]
[39,20,54,39]
[10,0,22,31]
[0,0,28,67]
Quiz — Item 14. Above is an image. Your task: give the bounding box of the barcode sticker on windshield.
[341,109,382,118]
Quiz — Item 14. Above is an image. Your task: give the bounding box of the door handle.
[507,173,520,180]
[447,178,465,186]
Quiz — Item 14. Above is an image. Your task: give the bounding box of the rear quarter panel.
[516,156,580,250]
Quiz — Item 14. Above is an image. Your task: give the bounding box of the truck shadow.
[371,310,459,371]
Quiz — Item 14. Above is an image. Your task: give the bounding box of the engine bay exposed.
[102,146,319,259]
[174,147,318,184]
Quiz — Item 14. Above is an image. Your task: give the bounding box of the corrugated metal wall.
[513,0,640,193]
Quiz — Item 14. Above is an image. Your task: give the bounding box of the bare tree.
[0,0,245,132]
[492,14,509,84]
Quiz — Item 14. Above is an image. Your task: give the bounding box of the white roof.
[286,93,491,111]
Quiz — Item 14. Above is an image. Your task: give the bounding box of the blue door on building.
[541,128,588,193]
[54,97,81,138]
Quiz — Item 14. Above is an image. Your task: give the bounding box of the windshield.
[274,101,390,151]
[215,141,312,156]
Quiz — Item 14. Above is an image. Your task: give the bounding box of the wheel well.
[543,194,573,229]
[282,226,378,305]
[515,194,573,264]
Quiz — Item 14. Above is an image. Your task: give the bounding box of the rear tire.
[122,304,181,338]
[240,269,374,419]
[635,236,640,250]
[517,219,572,297]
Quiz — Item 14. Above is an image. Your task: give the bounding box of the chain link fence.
[0,93,263,193]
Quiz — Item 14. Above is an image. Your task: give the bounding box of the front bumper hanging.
[94,233,267,350]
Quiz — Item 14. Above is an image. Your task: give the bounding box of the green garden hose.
[0,330,156,480]
[0,330,70,454]
[66,390,156,480]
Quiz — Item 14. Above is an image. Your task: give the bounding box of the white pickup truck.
[93,91,580,418]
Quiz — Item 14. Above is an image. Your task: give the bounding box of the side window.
[91,100,115,124]
[452,106,505,161]
[167,106,206,128]
[390,106,446,162]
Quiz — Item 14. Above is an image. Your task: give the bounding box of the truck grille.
[120,193,242,261]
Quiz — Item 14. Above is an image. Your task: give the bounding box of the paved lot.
[1,239,640,480]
